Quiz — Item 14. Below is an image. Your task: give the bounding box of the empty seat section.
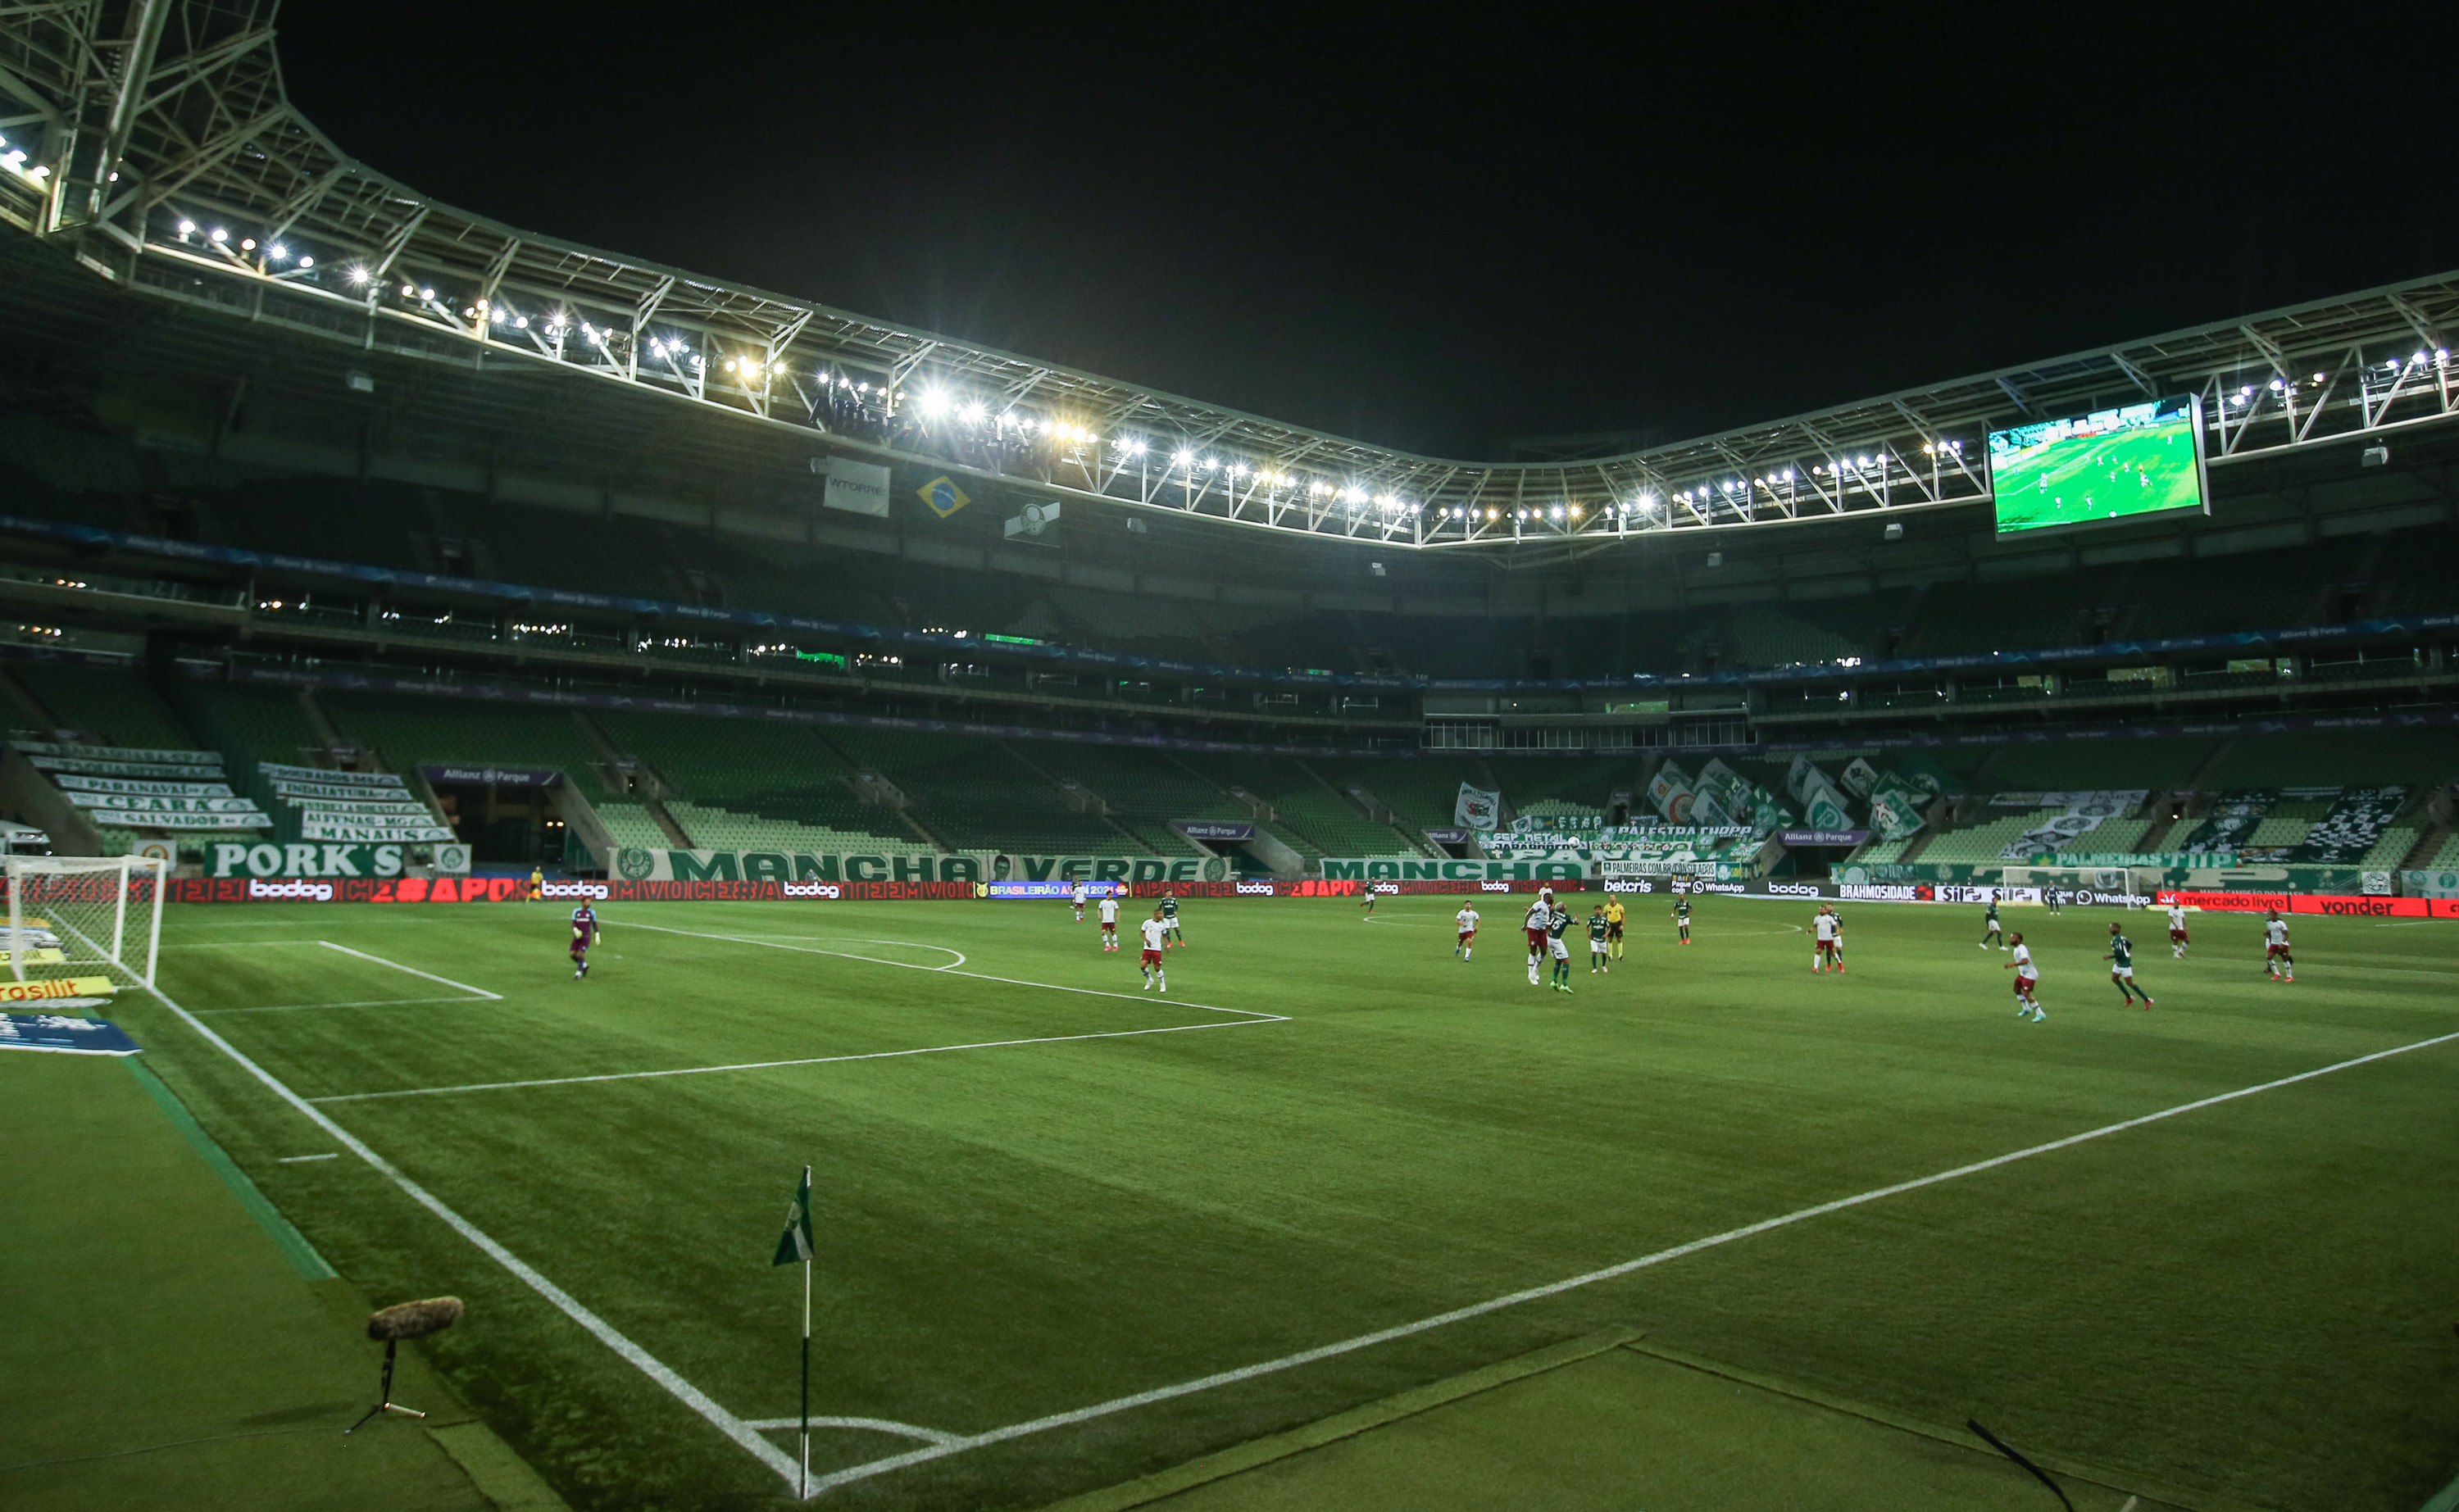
[1178,756,1405,856]
[187,682,329,766]
[9,663,195,748]
[592,711,908,849]
[829,730,1129,853]
[1982,738,2214,792]
[1030,745,1249,856]
[318,694,606,776]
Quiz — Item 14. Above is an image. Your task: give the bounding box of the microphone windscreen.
[367,1296,464,1341]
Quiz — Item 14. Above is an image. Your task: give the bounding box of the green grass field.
[1993,418,2202,531]
[60,894,2459,1510]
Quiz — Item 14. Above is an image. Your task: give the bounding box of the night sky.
[279,6,2452,461]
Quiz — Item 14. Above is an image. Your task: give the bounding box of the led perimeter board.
[1989,394,2209,534]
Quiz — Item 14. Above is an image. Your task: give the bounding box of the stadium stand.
[183,681,331,768]
[7,662,195,749]
[316,694,609,779]
[826,729,1131,854]
[592,801,674,851]
[1979,737,2215,792]
[1177,755,1415,857]
[589,711,909,849]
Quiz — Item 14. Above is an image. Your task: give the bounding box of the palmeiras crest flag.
[772,1166,814,1266]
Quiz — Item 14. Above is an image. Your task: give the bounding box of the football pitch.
[80,894,2459,1509]
[1993,420,2202,531]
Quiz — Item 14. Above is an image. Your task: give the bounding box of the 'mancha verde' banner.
[615,849,1234,884]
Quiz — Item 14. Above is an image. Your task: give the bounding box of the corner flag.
[773,1166,813,1267]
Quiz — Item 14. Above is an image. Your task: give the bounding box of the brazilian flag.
[772,1166,813,1266]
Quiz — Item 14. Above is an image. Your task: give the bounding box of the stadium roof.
[1,0,2456,553]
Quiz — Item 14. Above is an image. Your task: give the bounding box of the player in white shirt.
[1138,909,1170,992]
[2002,932,2043,1019]
[1097,892,1120,951]
[1071,881,1088,922]
[2263,909,2293,982]
[1811,906,1841,973]
[1524,892,1553,986]
[2167,901,2190,959]
[1454,904,1479,961]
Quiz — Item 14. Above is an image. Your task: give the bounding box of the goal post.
[2000,864,2148,909]
[5,855,166,989]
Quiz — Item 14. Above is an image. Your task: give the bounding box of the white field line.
[319,941,502,1000]
[803,1026,2459,1496]
[200,996,489,1015]
[170,941,333,947]
[276,1152,339,1163]
[729,936,967,969]
[742,1415,961,1446]
[307,1018,1286,1104]
[143,983,807,1494]
[618,921,1275,1022]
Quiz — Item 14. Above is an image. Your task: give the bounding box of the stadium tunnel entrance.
[427,779,563,869]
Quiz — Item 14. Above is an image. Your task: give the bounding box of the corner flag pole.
[800,1182,811,1502]
[771,1164,816,1500]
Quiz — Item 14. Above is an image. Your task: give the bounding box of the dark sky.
[278,5,2452,461]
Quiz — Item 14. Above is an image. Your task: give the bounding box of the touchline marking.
[276,1152,340,1163]
[743,1415,962,1447]
[804,1026,2459,1496]
[620,920,1275,1021]
[143,982,807,1493]
[307,1017,1287,1104]
[319,941,502,1000]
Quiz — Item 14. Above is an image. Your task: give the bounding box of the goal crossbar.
[6,856,166,988]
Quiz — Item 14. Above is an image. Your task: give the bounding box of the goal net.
[5,856,166,992]
[2000,864,2149,909]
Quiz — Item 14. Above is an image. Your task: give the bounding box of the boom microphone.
[348,1297,464,1433]
[366,1296,463,1341]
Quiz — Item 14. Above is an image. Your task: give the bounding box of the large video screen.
[1989,394,2207,534]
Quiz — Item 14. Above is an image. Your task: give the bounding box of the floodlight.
[209,227,227,242]
[960,402,986,423]
[297,257,313,269]
[420,287,434,300]
[346,265,369,284]
[914,388,952,419]
[1173,450,1193,465]
[178,220,195,234]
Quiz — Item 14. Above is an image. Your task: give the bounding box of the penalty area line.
[141,983,806,1493]
[806,1024,2459,1496]
[617,919,1279,1021]
[307,1016,1288,1104]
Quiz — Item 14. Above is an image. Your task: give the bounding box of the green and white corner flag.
[772,1166,814,1266]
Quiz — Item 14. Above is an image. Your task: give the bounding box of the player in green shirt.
[1671,893,1692,945]
[1980,897,2004,949]
[2104,922,2153,1009]
[1160,891,1184,947]
[1587,905,1611,974]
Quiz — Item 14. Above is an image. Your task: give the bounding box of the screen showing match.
[1989,395,2207,534]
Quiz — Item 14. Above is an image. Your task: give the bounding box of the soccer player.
[2003,931,2043,1019]
[1828,905,1845,969]
[1586,903,1611,974]
[1359,888,1375,919]
[1161,890,1184,947]
[2263,909,2293,982]
[1979,897,2004,949]
[1098,891,1120,951]
[527,865,544,902]
[2045,884,2064,916]
[1671,891,1691,945]
[1138,908,1170,992]
[569,901,598,979]
[1545,901,1575,992]
[1071,881,1088,922]
[1454,902,1479,961]
[2167,900,2190,959]
[1525,892,1553,986]
[2105,921,2154,1008]
[1811,905,1841,973]
[1604,897,1627,960]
